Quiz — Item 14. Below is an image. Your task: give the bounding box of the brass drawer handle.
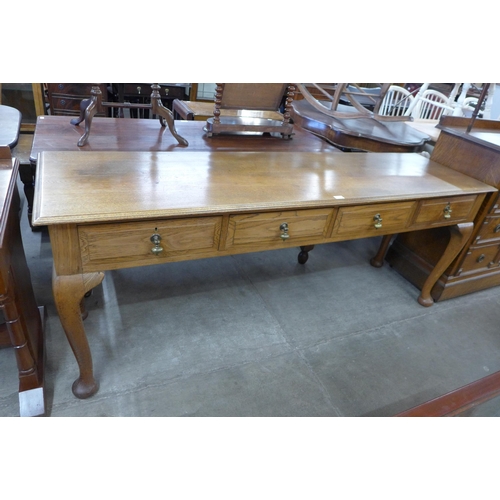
[477,254,486,263]
[150,231,163,255]
[494,224,500,233]
[373,214,382,229]
[280,222,290,240]
[443,203,452,219]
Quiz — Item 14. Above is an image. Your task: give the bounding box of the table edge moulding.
[31,150,497,400]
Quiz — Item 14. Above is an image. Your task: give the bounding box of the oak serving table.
[32,150,496,399]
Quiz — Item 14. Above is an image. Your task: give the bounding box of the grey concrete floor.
[2,178,500,417]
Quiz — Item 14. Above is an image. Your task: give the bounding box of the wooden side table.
[0,105,21,148]
[0,147,45,416]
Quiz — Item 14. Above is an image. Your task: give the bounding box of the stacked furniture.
[386,116,500,300]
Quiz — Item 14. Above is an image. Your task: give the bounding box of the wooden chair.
[462,97,479,117]
[204,83,296,138]
[411,89,455,120]
[295,83,410,121]
[378,85,415,117]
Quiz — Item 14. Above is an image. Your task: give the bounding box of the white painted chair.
[411,89,455,120]
[378,85,414,117]
[462,97,479,117]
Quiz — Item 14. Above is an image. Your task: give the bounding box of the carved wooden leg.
[298,245,315,264]
[75,98,99,147]
[69,97,92,126]
[150,84,189,146]
[370,234,394,268]
[418,223,473,307]
[52,267,105,398]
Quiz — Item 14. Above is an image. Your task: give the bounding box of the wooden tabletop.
[291,99,431,152]
[33,151,497,226]
[30,116,340,162]
[0,105,21,148]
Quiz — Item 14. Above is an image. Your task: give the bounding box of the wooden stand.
[70,84,189,148]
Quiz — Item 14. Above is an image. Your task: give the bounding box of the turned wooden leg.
[370,234,394,268]
[298,245,315,264]
[52,267,105,398]
[418,223,473,307]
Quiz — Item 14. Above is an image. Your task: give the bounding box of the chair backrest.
[378,85,414,116]
[412,89,454,120]
[216,83,289,111]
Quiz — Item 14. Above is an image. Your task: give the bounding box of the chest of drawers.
[386,121,500,301]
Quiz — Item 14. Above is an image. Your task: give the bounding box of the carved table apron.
[32,151,497,399]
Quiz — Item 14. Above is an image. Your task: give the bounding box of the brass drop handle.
[280,222,290,240]
[443,203,452,219]
[150,232,163,255]
[373,214,383,229]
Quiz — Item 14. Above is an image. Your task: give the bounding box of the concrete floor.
[2,179,500,417]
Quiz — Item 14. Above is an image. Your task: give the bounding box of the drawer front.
[48,83,96,96]
[79,217,222,270]
[412,195,478,227]
[332,201,416,238]
[51,96,87,113]
[476,214,500,243]
[225,209,334,250]
[459,243,500,274]
[122,84,186,99]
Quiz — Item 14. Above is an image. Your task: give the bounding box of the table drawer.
[332,201,416,238]
[475,214,500,243]
[79,217,222,270]
[412,195,479,228]
[224,209,334,251]
[51,96,87,114]
[459,243,500,274]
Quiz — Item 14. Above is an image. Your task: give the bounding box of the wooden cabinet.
[110,83,189,113]
[386,117,500,301]
[0,148,45,416]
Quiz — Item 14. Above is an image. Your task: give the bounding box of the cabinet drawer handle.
[150,232,163,255]
[373,214,383,229]
[477,254,486,263]
[494,224,500,233]
[280,222,290,240]
[443,203,452,219]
